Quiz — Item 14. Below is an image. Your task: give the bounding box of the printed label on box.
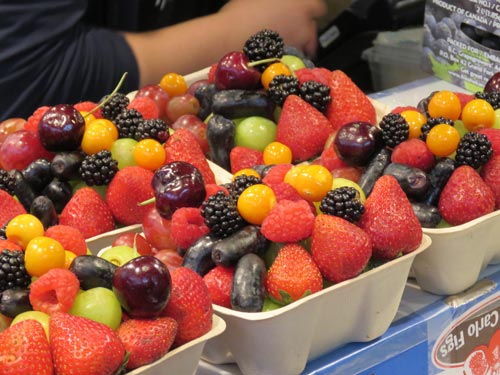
[422,0,500,92]
[431,292,500,374]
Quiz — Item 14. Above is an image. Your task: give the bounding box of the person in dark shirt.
[0,0,326,120]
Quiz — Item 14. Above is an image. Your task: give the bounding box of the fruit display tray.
[413,211,500,296]
[201,235,431,375]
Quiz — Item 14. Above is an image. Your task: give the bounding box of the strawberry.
[390,105,420,114]
[59,187,115,239]
[276,95,334,163]
[117,316,177,370]
[318,141,349,172]
[24,106,49,133]
[439,165,495,226]
[455,92,475,115]
[203,265,235,308]
[481,154,500,209]
[311,214,372,283]
[105,166,155,225]
[391,138,435,172]
[0,189,26,228]
[73,101,102,118]
[359,175,422,260]
[478,128,500,157]
[164,128,216,184]
[127,96,159,120]
[266,243,323,303]
[229,145,264,174]
[326,70,377,131]
[44,224,87,256]
[0,319,53,375]
[161,267,213,346]
[50,312,126,375]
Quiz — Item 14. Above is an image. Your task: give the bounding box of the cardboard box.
[421,0,500,92]
[197,264,500,374]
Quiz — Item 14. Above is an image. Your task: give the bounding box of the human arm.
[123,0,327,87]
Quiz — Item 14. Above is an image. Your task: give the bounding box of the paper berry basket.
[411,211,500,296]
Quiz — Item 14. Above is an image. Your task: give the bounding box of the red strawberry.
[0,189,26,228]
[73,101,102,118]
[161,267,213,346]
[326,70,377,131]
[318,141,349,172]
[261,199,315,243]
[311,214,372,283]
[229,145,264,174]
[359,175,422,259]
[276,95,334,162]
[59,187,115,239]
[295,67,332,86]
[478,128,500,157]
[24,106,49,133]
[117,316,177,370]
[164,128,216,184]
[261,163,293,185]
[266,243,323,303]
[50,312,126,375]
[127,96,159,120]
[44,224,87,256]
[481,154,500,209]
[391,105,420,114]
[0,319,53,375]
[204,183,229,200]
[439,165,495,225]
[391,138,435,172]
[455,92,475,115]
[203,265,235,308]
[106,166,155,225]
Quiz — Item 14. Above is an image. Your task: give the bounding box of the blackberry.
[114,108,144,139]
[420,116,454,141]
[134,118,170,142]
[228,174,263,199]
[299,81,331,112]
[243,29,284,70]
[201,191,246,239]
[0,249,31,292]
[79,150,118,186]
[0,168,16,195]
[475,91,500,110]
[319,187,365,223]
[379,113,409,148]
[101,93,130,121]
[267,75,300,106]
[455,131,493,169]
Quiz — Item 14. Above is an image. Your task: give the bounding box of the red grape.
[0,130,54,171]
[112,232,153,256]
[154,249,183,273]
[0,118,26,147]
[135,84,170,122]
[165,94,200,124]
[142,207,177,250]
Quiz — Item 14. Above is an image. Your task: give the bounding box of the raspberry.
[203,265,234,308]
[0,239,22,252]
[390,106,419,114]
[204,184,229,201]
[261,163,293,185]
[74,101,103,118]
[295,67,331,86]
[265,181,303,202]
[391,138,436,172]
[44,225,87,256]
[25,106,49,133]
[170,207,210,250]
[29,268,80,315]
[261,199,315,243]
[318,144,349,171]
[128,96,160,120]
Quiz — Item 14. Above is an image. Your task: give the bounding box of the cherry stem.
[85,72,128,117]
[138,197,155,206]
[248,57,280,67]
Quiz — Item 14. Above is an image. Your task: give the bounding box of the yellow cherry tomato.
[263,141,293,165]
[159,72,187,97]
[80,111,96,127]
[461,98,495,131]
[426,124,461,157]
[284,164,333,202]
[428,91,462,121]
[81,122,115,154]
[237,184,276,225]
[400,110,427,139]
[133,138,166,170]
[24,236,66,277]
[261,62,292,90]
[232,168,261,180]
[6,214,45,249]
[88,118,119,140]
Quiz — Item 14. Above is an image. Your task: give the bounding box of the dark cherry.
[38,104,85,152]
[334,121,384,166]
[112,255,172,319]
[214,51,261,90]
[484,71,500,93]
[152,161,206,219]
